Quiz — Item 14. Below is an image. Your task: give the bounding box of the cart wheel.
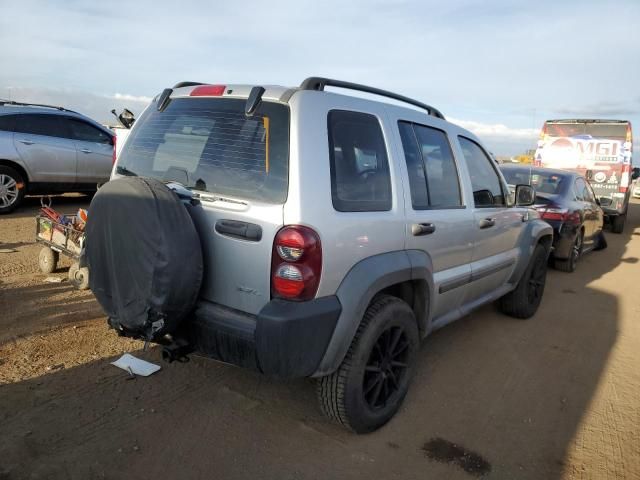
[69,262,90,290]
[38,247,59,274]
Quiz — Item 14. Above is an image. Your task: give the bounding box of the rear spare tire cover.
[86,177,203,340]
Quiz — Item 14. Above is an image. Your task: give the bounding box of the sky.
[1,0,639,156]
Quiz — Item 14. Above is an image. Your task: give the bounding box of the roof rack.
[300,77,445,120]
[0,100,77,113]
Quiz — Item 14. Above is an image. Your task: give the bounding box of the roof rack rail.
[0,100,77,113]
[172,81,206,88]
[299,77,445,120]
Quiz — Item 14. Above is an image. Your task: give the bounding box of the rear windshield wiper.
[116,165,138,176]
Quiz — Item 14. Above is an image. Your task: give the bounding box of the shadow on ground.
[0,203,637,480]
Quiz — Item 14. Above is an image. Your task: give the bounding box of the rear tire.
[68,262,90,290]
[0,166,26,214]
[553,231,583,273]
[38,246,59,274]
[317,295,419,433]
[499,243,549,319]
[611,214,626,234]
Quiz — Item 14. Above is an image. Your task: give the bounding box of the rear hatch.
[115,93,290,315]
[535,120,633,204]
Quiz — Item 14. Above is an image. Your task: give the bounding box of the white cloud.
[112,93,153,104]
[449,117,539,139]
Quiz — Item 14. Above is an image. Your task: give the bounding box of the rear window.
[118,98,290,204]
[501,168,568,195]
[545,122,628,141]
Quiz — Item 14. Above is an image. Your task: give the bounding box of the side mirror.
[632,167,640,181]
[515,184,535,206]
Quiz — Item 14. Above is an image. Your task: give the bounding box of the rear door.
[116,97,289,315]
[457,136,523,302]
[397,121,475,320]
[575,177,599,246]
[67,118,113,185]
[12,114,77,183]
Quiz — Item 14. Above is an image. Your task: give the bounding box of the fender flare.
[313,250,434,377]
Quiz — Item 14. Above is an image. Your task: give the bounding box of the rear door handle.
[18,139,34,145]
[412,223,436,236]
[80,148,92,153]
[479,218,495,229]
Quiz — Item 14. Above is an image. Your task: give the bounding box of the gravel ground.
[1,195,639,480]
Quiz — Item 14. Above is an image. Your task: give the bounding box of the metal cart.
[35,212,89,290]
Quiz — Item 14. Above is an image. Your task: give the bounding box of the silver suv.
[94,78,553,433]
[0,101,115,213]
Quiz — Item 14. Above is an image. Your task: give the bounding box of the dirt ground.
[1,195,639,480]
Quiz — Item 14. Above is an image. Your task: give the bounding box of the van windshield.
[118,97,289,204]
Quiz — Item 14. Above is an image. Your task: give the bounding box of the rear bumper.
[180,296,342,379]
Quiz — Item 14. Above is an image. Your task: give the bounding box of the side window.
[398,122,429,209]
[328,110,392,212]
[458,136,505,207]
[13,114,70,139]
[69,119,112,144]
[398,121,462,208]
[413,124,462,208]
[0,114,16,132]
[574,178,586,201]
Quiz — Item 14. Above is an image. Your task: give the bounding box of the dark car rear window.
[501,167,568,195]
[118,98,290,204]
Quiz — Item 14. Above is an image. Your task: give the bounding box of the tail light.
[271,225,322,301]
[620,163,630,193]
[112,135,117,164]
[537,206,580,223]
[190,85,226,96]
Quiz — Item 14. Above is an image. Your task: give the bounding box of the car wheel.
[68,262,90,290]
[317,295,419,433]
[38,246,59,274]
[554,231,583,273]
[499,243,549,319]
[0,166,26,214]
[611,214,625,234]
[593,230,608,251]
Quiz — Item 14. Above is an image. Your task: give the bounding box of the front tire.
[38,246,59,274]
[499,243,549,319]
[0,166,26,214]
[317,295,419,433]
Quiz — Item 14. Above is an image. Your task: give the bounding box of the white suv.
[86,77,553,433]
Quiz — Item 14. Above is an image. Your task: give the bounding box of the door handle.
[18,139,34,145]
[479,218,495,229]
[412,223,436,236]
[80,148,92,154]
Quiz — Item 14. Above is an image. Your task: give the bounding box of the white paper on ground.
[111,353,161,377]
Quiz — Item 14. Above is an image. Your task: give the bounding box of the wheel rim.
[362,326,410,410]
[527,256,546,304]
[572,234,582,264]
[0,174,18,208]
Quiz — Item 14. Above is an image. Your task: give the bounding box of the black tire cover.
[85,177,203,340]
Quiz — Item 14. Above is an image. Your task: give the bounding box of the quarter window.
[398,121,461,208]
[13,114,70,139]
[0,114,16,132]
[328,111,392,212]
[458,136,505,207]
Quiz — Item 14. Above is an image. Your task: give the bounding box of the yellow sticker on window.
[263,116,270,173]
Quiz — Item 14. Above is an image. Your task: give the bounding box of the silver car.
[0,101,115,213]
[99,77,553,433]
